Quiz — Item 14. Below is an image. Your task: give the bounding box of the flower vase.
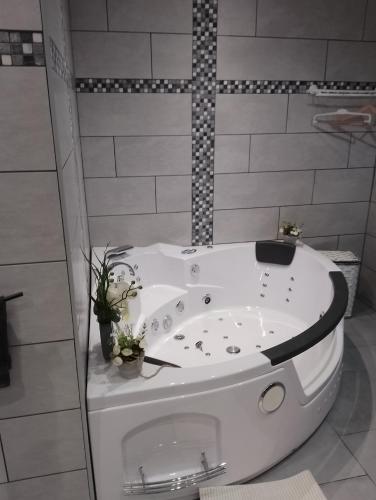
[99,322,113,361]
[118,354,144,379]
[280,234,299,245]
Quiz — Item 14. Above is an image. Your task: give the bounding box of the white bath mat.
[199,471,327,500]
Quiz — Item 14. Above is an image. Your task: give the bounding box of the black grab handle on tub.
[0,292,23,388]
[261,272,348,366]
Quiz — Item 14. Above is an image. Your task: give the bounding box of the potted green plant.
[111,323,147,378]
[88,250,142,360]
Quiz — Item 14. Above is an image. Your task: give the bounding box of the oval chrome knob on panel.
[259,383,285,414]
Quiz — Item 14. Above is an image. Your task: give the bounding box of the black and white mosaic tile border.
[76,78,192,93]
[0,30,44,66]
[50,37,73,87]
[216,80,376,94]
[191,0,218,246]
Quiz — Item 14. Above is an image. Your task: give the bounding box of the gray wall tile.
[0,470,90,500]
[213,207,279,243]
[85,177,156,216]
[0,341,79,419]
[359,265,376,309]
[364,0,376,40]
[368,202,376,236]
[0,68,55,172]
[0,410,86,481]
[72,32,151,78]
[250,133,349,172]
[214,171,314,209]
[313,168,373,204]
[280,202,369,237]
[218,0,256,36]
[217,37,326,80]
[0,446,6,484]
[0,172,65,265]
[89,212,191,246]
[69,0,107,30]
[156,175,191,212]
[78,94,191,136]
[363,234,376,271]
[338,234,365,257]
[216,94,288,134]
[304,236,339,250]
[152,35,192,79]
[115,136,192,176]
[0,0,41,30]
[108,0,192,33]
[256,0,366,40]
[215,135,250,173]
[0,262,73,345]
[81,137,116,178]
[327,42,376,81]
[349,134,376,168]
[287,94,376,133]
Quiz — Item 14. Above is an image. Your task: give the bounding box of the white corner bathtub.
[87,241,348,500]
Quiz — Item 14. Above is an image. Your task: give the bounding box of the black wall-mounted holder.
[0,292,23,388]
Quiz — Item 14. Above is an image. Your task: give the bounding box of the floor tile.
[343,430,376,483]
[345,314,376,347]
[326,370,376,435]
[254,422,365,485]
[321,476,376,500]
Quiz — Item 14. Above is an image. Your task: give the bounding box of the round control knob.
[259,383,285,414]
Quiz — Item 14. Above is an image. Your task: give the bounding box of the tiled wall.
[360,177,376,307]
[71,0,376,255]
[0,1,92,499]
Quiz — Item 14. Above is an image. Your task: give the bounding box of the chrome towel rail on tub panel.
[123,453,227,495]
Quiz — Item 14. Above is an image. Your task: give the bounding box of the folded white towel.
[200,471,327,500]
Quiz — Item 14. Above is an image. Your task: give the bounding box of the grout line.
[311,170,317,204]
[105,0,109,31]
[361,0,370,40]
[2,467,88,485]
[89,210,191,218]
[9,338,74,348]
[70,29,193,35]
[248,135,252,172]
[0,407,81,422]
[324,40,329,81]
[339,434,368,478]
[254,0,259,36]
[319,473,370,487]
[0,434,9,482]
[0,259,66,267]
[346,133,352,168]
[112,137,118,176]
[154,176,158,213]
[150,33,153,79]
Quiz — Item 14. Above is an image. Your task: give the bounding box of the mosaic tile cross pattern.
[0,30,44,66]
[191,0,218,246]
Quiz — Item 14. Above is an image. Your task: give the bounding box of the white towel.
[200,471,327,500]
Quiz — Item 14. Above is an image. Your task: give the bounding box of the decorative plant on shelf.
[88,249,142,361]
[279,221,303,243]
[111,323,147,378]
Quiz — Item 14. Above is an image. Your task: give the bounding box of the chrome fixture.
[107,261,135,277]
[182,248,197,254]
[174,334,185,341]
[105,244,133,260]
[226,345,240,354]
[191,264,200,277]
[163,315,173,332]
[259,383,286,414]
[176,300,184,313]
[195,341,203,351]
[202,294,211,305]
[123,459,227,495]
[151,319,159,332]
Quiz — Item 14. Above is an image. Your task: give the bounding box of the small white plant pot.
[118,354,144,379]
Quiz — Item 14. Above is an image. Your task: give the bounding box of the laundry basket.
[319,250,360,318]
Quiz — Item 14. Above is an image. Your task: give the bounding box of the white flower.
[112,344,121,355]
[107,282,130,307]
[290,230,298,236]
[279,227,284,233]
[139,338,147,349]
[112,356,123,366]
[121,348,133,357]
